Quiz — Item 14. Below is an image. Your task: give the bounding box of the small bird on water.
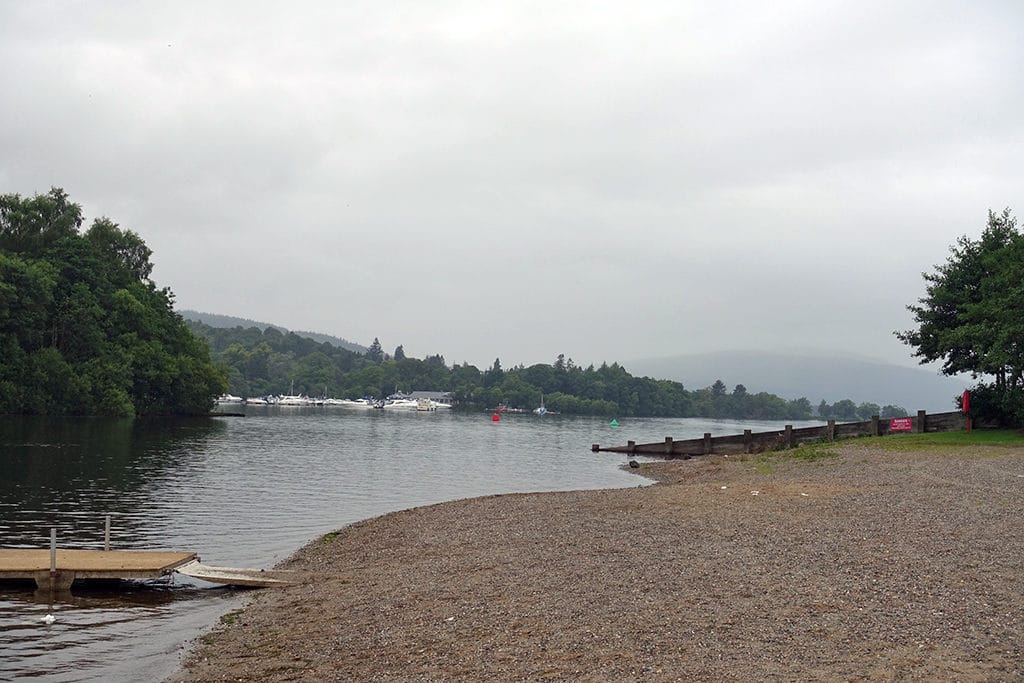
[40,614,55,625]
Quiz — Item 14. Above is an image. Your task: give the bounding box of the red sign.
[962,390,970,414]
[890,417,913,432]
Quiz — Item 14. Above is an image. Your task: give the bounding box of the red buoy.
[492,413,500,422]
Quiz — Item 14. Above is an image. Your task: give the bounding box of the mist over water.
[0,409,819,681]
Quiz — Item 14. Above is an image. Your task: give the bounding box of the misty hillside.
[626,351,970,413]
[179,310,367,354]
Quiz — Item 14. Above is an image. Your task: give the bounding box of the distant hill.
[625,350,970,413]
[179,310,367,354]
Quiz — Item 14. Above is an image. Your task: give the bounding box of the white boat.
[383,399,419,410]
[278,381,313,406]
[245,396,268,405]
[277,394,312,406]
[217,394,244,404]
[534,394,547,415]
[326,398,374,408]
[416,398,437,412]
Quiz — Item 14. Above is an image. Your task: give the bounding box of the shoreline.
[172,444,1024,681]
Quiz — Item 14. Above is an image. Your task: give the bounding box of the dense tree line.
[898,209,1023,425]
[0,189,225,416]
[193,325,904,420]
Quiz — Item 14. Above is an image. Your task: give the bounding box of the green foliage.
[962,383,1024,427]
[190,320,901,419]
[856,429,1024,451]
[366,337,384,363]
[0,188,226,416]
[897,208,1024,424]
[788,442,841,462]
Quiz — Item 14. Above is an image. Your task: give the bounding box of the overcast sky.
[1,1,1021,371]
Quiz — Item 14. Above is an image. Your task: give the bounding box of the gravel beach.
[174,443,1024,681]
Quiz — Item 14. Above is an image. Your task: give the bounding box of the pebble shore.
[175,443,1024,681]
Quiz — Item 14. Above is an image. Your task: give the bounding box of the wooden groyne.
[592,410,966,458]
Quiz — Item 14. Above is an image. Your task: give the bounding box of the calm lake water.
[0,408,820,681]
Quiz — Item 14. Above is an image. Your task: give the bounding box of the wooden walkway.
[0,549,197,590]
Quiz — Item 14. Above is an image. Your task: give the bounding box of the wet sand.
[173,444,1024,681]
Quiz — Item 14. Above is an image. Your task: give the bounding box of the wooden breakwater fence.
[592,410,966,458]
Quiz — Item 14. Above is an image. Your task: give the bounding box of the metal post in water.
[50,528,56,571]
[104,515,111,551]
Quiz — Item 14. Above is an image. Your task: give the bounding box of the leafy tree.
[832,399,858,421]
[483,358,504,388]
[0,188,225,416]
[394,345,406,361]
[881,404,908,418]
[896,208,1024,423]
[787,397,814,420]
[0,187,82,253]
[856,402,881,421]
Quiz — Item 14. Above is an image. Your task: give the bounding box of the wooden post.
[664,437,673,455]
[104,515,111,551]
[743,429,752,453]
[50,528,56,572]
[627,440,636,454]
[827,419,835,441]
[703,432,712,454]
[916,409,927,434]
[785,425,793,448]
[871,415,880,436]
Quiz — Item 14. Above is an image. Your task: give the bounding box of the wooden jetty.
[592,410,967,458]
[0,520,293,591]
[0,548,198,591]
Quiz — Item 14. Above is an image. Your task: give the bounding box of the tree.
[393,345,406,361]
[483,358,504,388]
[0,187,83,253]
[366,337,384,363]
[0,189,225,416]
[881,404,908,418]
[896,209,1024,423]
[856,402,881,421]
[832,399,858,421]
[817,400,832,419]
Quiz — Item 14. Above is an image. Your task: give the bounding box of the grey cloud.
[1,1,1021,369]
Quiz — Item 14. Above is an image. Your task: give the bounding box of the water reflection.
[0,416,226,547]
